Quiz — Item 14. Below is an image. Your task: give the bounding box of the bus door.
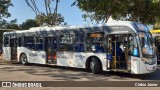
[10,37,18,60]
[45,37,57,64]
[107,34,132,71]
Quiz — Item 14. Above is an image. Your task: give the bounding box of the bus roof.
[28,21,136,31]
[3,21,147,35]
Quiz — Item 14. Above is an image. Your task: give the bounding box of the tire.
[90,57,101,74]
[20,54,28,65]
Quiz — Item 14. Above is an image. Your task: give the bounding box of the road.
[0,61,160,81]
[0,58,160,90]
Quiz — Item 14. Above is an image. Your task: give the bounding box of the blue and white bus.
[2,21,157,74]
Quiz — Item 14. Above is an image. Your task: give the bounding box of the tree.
[25,0,40,16]
[5,19,20,30]
[0,0,13,19]
[74,0,160,25]
[20,19,39,30]
[114,0,160,24]
[0,19,20,30]
[35,13,64,26]
[153,19,160,29]
[25,0,64,26]
[73,0,128,23]
[0,19,7,29]
[0,0,13,29]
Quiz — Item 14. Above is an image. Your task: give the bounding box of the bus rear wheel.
[20,54,28,65]
[90,57,101,74]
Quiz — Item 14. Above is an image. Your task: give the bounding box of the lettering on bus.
[90,33,102,38]
[60,34,73,44]
[112,31,129,34]
[75,55,85,60]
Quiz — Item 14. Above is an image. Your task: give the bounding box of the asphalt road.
[0,61,160,81]
[0,59,160,90]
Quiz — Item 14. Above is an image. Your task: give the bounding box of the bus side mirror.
[141,37,145,47]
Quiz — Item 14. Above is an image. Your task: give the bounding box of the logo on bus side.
[75,55,85,60]
[41,55,46,59]
[29,53,37,56]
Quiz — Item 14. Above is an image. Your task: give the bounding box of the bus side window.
[131,37,139,57]
[75,44,84,52]
[25,36,35,50]
[18,37,22,47]
[36,37,43,50]
[86,32,104,52]
[75,33,85,52]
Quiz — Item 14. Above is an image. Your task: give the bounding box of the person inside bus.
[112,42,125,63]
[95,43,104,52]
[112,42,124,55]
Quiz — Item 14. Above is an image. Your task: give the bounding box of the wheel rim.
[90,61,94,70]
[21,54,26,64]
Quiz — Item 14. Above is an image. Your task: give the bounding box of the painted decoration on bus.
[135,23,149,32]
[57,52,74,59]
[75,55,85,60]
[60,34,73,44]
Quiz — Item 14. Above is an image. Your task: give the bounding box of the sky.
[6,0,153,29]
[7,0,86,25]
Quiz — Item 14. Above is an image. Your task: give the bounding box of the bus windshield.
[138,32,155,58]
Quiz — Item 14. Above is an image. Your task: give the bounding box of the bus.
[2,21,157,74]
[150,29,160,61]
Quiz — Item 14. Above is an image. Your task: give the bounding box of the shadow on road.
[1,62,160,81]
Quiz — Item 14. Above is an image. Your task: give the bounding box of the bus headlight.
[141,58,156,65]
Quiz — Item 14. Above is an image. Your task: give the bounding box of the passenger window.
[86,32,104,52]
[75,33,85,52]
[24,36,35,50]
[36,37,44,50]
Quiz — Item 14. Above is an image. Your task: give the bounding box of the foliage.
[0,19,7,28]
[5,19,20,30]
[35,13,64,26]
[74,0,160,24]
[0,0,13,19]
[25,0,64,26]
[20,19,39,30]
[153,19,160,29]
[0,19,20,30]
[0,0,13,29]
[115,0,160,24]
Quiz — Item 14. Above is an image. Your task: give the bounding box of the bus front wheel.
[90,57,101,74]
[20,54,28,65]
